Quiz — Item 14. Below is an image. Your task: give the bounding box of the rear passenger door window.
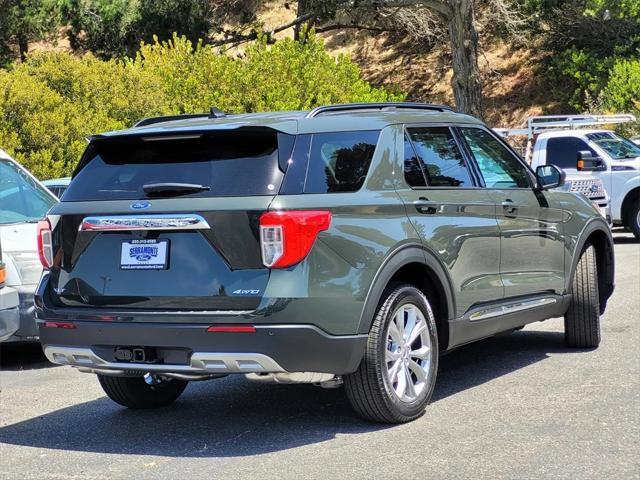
[304,131,380,193]
[460,127,531,188]
[406,127,472,187]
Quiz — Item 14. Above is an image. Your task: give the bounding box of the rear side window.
[303,131,380,193]
[64,130,290,201]
[406,127,472,187]
[546,137,595,169]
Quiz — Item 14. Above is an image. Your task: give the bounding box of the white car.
[0,149,57,342]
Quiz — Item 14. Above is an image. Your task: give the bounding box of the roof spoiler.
[132,107,227,128]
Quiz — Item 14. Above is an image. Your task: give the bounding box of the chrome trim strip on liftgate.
[79,214,210,232]
[469,297,558,322]
[44,346,285,374]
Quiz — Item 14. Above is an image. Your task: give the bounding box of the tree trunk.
[446,0,483,118]
[294,0,312,41]
[17,32,28,62]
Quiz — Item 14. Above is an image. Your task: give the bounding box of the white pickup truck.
[496,114,639,238]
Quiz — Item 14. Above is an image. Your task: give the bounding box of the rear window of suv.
[63,130,292,201]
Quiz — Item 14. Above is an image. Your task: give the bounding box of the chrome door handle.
[414,198,439,214]
[501,199,518,214]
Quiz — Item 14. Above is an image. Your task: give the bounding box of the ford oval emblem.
[130,201,151,210]
[590,184,599,193]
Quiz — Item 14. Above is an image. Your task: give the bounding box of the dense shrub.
[555,51,640,135]
[601,59,640,114]
[0,34,403,178]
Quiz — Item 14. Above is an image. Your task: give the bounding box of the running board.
[469,297,558,322]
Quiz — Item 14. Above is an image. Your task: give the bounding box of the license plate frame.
[120,239,169,270]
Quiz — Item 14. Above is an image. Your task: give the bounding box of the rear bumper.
[38,321,367,376]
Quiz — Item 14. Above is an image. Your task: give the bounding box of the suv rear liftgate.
[36,125,368,380]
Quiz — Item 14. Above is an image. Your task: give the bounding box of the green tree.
[0,34,402,178]
[64,0,217,58]
[0,0,64,63]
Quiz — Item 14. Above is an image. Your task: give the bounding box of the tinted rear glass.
[64,130,289,201]
[304,131,380,193]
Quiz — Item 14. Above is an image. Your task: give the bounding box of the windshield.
[0,159,57,225]
[586,132,640,160]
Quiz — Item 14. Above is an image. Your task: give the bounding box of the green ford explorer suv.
[35,103,614,423]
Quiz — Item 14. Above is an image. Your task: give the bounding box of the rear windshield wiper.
[142,183,210,196]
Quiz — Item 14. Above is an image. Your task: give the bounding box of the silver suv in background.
[0,149,57,342]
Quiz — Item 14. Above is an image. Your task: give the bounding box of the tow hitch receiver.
[114,347,157,363]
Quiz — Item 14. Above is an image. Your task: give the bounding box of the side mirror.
[536,165,565,190]
[577,150,606,171]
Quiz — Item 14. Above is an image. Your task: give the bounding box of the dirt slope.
[29,1,566,129]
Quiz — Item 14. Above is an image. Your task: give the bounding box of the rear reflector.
[37,219,54,269]
[207,325,256,333]
[259,210,331,268]
[43,321,76,329]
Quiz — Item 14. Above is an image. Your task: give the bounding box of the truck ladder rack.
[494,113,637,162]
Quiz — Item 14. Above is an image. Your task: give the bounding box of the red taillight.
[0,262,5,288]
[207,325,256,333]
[259,210,331,268]
[37,219,53,269]
[43,321,76,329]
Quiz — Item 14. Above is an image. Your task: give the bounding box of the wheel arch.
[569,220,614,315]
[620,186,640,227]
[357,244,455,350]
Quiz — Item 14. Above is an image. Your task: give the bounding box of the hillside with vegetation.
[0,0,638,178]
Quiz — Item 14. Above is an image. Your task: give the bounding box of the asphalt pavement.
[1,232,638,480]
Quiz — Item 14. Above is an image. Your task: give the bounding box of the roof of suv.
[93,103,483,139]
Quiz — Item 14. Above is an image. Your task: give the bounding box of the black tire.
[98,374,188,409]
[344,284,439,423]
[564,244,601,348]
[627,198,640,240]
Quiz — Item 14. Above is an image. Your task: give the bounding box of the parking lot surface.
[1,233,638,480]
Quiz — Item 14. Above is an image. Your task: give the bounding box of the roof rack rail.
[305,102,455,118]
[133,107,227,128]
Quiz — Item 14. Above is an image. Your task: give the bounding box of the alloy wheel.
[385,303,433,403]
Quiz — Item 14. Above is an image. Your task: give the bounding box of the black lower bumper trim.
[38,321,367,375]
